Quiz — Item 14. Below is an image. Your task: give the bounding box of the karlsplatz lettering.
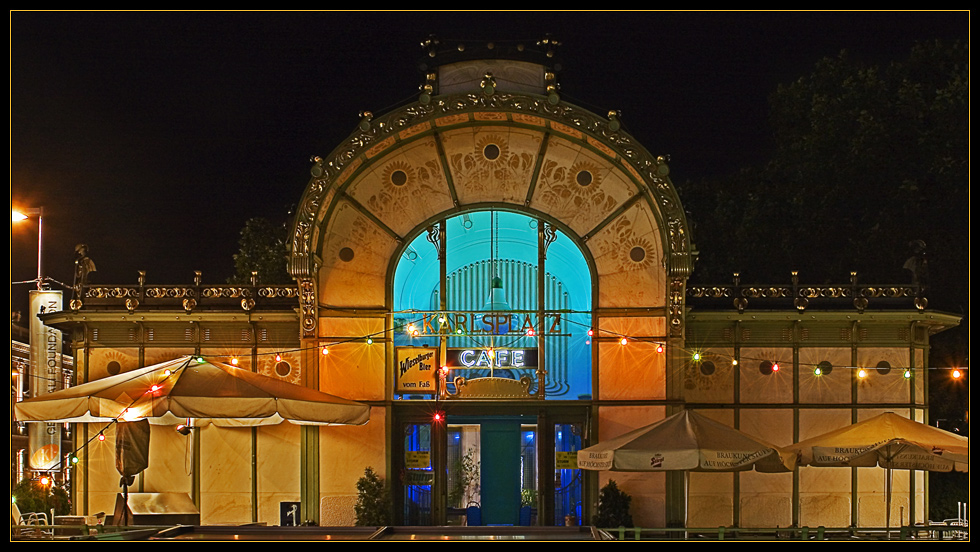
[399,352,434,377]
[413,312,566,336]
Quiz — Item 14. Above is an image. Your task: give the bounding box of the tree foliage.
[12,479,71,517]
[228,216,292,285]
[682,40,967,307]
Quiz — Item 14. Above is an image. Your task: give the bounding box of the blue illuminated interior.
[393,211,593,399]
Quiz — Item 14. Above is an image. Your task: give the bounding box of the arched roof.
[289,85,694,335]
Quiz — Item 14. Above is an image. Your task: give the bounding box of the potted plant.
[593,479,633,528]
[354,467,391,526]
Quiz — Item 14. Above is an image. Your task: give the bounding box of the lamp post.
[13,206,64,480]
[12,207,43,289]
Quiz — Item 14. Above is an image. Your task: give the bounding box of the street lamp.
[12,207,43,289]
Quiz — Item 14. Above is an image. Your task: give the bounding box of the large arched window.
[393,210,592,400]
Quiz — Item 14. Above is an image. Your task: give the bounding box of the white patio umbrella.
[577,409,795,529]
[578,409,794,473]
[784,412,968,536]
[14,356,370,427]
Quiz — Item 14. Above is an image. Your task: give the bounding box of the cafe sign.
[444,348,538,369]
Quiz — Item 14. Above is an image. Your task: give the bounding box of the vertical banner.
[28,290,64,471]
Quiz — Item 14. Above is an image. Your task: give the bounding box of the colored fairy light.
[858,368,868,379]
[814,367,823,376]
[772,362,780,372]
[39,476,50,486]
[275,353,282,362]
[321,347,329,356]
[587,328,594,337]
[620,337,628,346]
[732,359,738,366]
[164,369,172,377]
[656,344,664,353]
[456,328,464,335]
[692,352,700,361]
[440,365,449,376]
[231,357,239,366]
[904,369,912,379]
[366,337,373,345]
[70,455,79,465]
[526,328,535,336]
[98,433,106,442]
[951,369,962,379]
[150,384,160,393]
[407,324,416,334]
[195,356,205,364]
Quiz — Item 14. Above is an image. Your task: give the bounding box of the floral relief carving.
[300,278,316,336]
[535,158,619,229]
[592,208,659,275]
[448,134,535,200]
[360,154,449,228]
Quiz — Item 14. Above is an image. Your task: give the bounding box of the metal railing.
[601,523,969,541]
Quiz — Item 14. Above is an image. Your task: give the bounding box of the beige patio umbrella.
[784,412,968,535]
[577,410,795,529]
[14,356,370,427]
[577,409,795,473]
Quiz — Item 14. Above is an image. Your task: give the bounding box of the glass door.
[554,423,583,525]
[402,423,432,525]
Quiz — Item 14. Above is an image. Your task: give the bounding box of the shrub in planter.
[593,479,633,528]
[355,467,391,526]
[12,479,70,518]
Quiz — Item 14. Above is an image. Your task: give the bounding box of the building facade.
[37,40,959,528]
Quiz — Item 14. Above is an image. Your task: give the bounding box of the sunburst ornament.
[475,135,509,168]
[381,161,415,188]
[622,237,656,270]
[568,160,602,188]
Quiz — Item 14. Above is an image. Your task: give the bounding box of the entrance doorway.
[399,414,583,526]
[446,417,537,526]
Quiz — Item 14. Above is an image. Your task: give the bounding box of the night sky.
[10,11,969,317]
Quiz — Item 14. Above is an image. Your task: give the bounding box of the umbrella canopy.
[577,410,794,473]
[14,357,370,427]
[785,412,967,472]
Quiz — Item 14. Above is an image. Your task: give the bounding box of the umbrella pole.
[885,468,892,540]
[684,471,690,540]
[122,479,129,526]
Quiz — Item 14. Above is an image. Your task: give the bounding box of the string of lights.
[18,309,966,482]
[35,357,195,474]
